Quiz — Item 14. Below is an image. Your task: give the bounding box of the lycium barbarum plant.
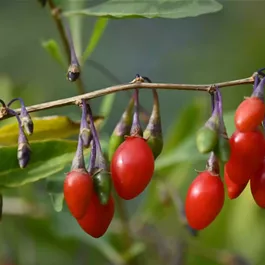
[1,1,265,247]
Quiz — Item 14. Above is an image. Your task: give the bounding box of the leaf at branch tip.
[0,115,104,146]
[42,39,66,67]
[63,0,222,19]
[82,17,109,62]
[0,140,89,188]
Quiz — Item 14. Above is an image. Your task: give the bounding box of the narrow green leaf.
[156,137,208,171]
[42,39,66,67]
[64,0,222,19]
[122,242,146,261]
[99,93,116,129]
[0,140,80,188]
[46,170,67,212]
[222,111,235,136]
[163,98,207,154]
[82,18,109,62]
[49,193,64,212]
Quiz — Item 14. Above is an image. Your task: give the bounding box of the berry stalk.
[80,101,91,148]
[8,98,34,135]
[63,17,81,82]
[130,88,143,137]
[71,135,86,171]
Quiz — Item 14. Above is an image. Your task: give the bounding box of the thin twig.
[47,0,70,62]
[0,76,254,121]
[47,0,86,94]
[87,60,150,122]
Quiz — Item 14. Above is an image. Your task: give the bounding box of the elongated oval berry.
[64,169,93,219]
[77,192,115,238]
[111,136,155,200]
[185,171,224,230]
[225,130,264,184]
[250,158,265,208]
[235,97,265,132]
[224,165,248,199]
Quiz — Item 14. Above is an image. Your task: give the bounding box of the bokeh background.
[0,1,265,264]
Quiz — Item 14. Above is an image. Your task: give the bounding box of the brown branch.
[0,76,254,121]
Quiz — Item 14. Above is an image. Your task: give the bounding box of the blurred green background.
[0,1,265,265]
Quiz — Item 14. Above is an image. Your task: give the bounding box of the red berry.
[250,158,265,208]
[77,192,115,238]
[64,169,93,219]
[235,97,265,132]
[111,136,155,200]
[225,130,264,184]
[224,165,248,199]
[185,171,224,230]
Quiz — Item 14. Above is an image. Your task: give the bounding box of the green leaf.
[163,98,207,154]
[122,242,146,261]
[49,193,64,212]
[156,136,207,171]
[64,0,222,19]
[42,39,66,67]
[46,169,68,212]
[82,18,109,62]
[0,115,104,146]
[0,140,79,188]
[99,93,116,130]
[222,111,235,136]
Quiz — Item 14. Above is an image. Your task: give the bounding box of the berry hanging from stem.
[86,101,112,205]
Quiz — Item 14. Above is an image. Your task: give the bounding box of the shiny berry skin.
[111,136,155,200]
[225,130,264,184]
[77,192,115,238]
[235,97,265,132]
[64,169,93,219]
[224,165,248,199]
[185,171,225,230]
[250,158,265,208]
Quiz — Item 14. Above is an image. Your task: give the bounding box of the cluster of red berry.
[63,76,161,238]
[185,74,265,231]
